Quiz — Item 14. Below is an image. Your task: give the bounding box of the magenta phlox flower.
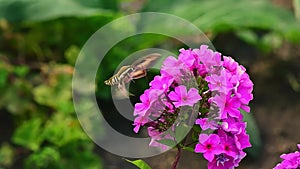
[211,93,242,119]
[222,56,238,73]
[196,118,218,130]
[195,134,222,162]
[197,63,208,77]
[132,45,254,167]
[224,94,242,119]
[218,130,239,158]
[208,150,246,169]
[273,144,300,169]
[240,72,254,88]
[208,154,235,169]
[161,56,188,77]
[147,126,161,137]
[234,151,247,165]
[230,64,246,81]
[205,69,233,95]
[149,139,170,151]
[236,83,253,104]
[194,45,222,69]
[210,93,226,118]
[223,56,253,112]
[234,128,251,150]
[168,85,201,107]
[149,75,174,92]
[233,71,253,107]
[134,89,158,116]
[178,48,197,68]
[221,117,246,133]
[148,127,173,150]
[133,115,150,133]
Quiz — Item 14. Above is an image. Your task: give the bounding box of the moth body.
[104,53,161,99]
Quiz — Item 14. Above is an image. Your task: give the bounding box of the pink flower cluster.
[133,45,254,168]
[194,45,253,168]
[273,144,300,169]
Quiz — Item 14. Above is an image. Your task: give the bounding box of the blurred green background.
[0,0,300,168]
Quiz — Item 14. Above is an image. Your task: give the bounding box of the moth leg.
[143,70,149,82]
[115,81,131,99]
[127,72,136,83]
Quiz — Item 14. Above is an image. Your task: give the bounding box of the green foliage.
[42,113,88,147]
[24,147,60,169]
[0,66,8,88]
[13,65,29,77]
[157,139,176,148]
[12,118,43,151]
[142,0,300,48]
[0,56,102,168]
[126,159,152,169]
[175,125,190,142]
[24,142,102,169]
[0,143,14,168]
[65,45,80,66]
[0,60,34,115]
[182,146,194,153]
[33,64,74,114]
[0,0,118,23]
[58,142,102,169]
[295,0,300,20]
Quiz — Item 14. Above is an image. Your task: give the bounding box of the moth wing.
[132,53,161,71]
[117,65,131,76]
[111,83,133,99]
[122,69,147,84]
[122,75,132,84]
[130,70,146,80]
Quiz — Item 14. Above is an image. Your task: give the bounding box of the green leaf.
[12,118,43,151]
[192,125,201,133]
[142,0,300,44]
[0,0,115,23]
[60,141,102,169]
[259,32,283,52]
[33,64,74,114]
[0,79,34,115]
[0,67,8,88]
[175,125,190,142]
[241,110,263,157]
[24,147,60,169]
[0,143,14,168]
[157,139,176,148]
[65,45,80,66]
[236,29,258,45]
[33,83,73,113]
[126,159,152,169]
[13,65,29,77]
[42,113,88,147]
[182,146,195,152]
[294,0,300,20]
[192,124,203,142]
